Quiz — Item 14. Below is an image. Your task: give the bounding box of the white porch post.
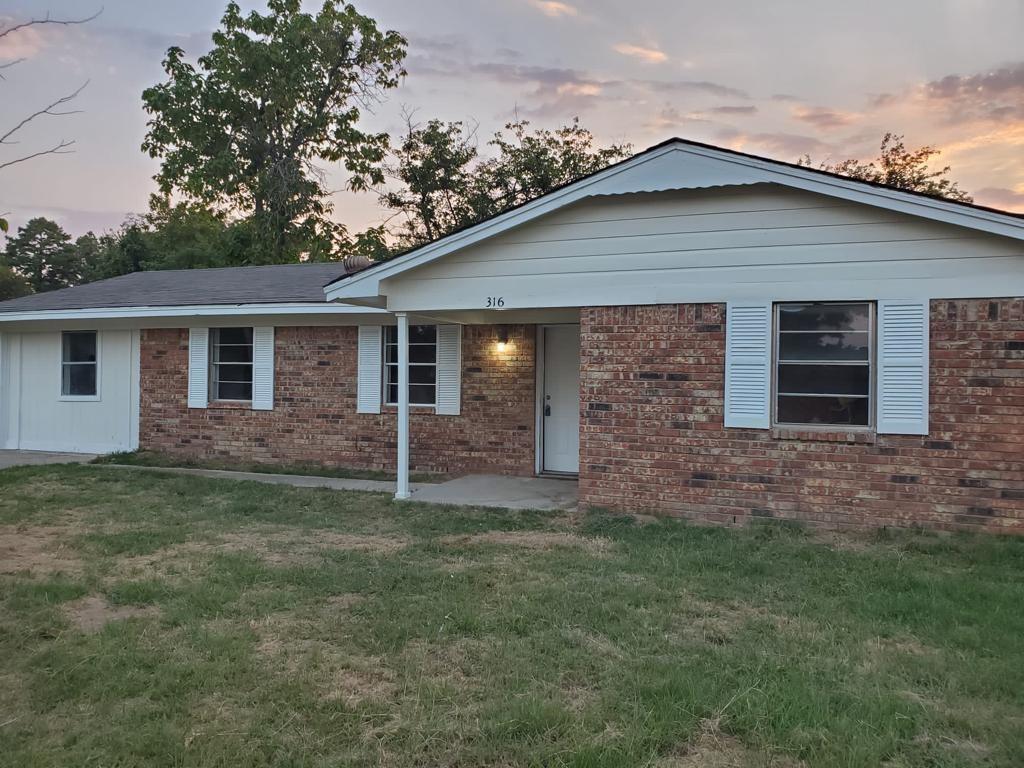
[395,312,411,500]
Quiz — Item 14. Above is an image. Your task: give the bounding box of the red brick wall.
[579,300,1024,533]
[140,324,536,476]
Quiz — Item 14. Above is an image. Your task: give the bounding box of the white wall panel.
[3,330,137,454]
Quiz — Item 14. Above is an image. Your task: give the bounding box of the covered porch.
[389,308,583,501]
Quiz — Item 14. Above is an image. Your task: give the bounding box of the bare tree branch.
[0,57,26,79]
[0,8,103,41]
[0,81,87,146]
[0,138,75,171]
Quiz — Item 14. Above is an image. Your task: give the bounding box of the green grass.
[91,449,444,483]
[1,464,1022,767]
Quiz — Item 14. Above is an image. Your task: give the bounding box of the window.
[61,331,98,397]
[384,325,436,406]
[210,327,253,401]
[774,302,873,427]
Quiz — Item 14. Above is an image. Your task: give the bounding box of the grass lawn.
[1,465,1022,767]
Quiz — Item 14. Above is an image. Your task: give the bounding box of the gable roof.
[0,262,351,314]
[324,137,1024,303]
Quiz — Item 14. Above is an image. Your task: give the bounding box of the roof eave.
[0,301,389,324]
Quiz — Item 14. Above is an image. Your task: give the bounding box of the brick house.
[1,139,1022,533]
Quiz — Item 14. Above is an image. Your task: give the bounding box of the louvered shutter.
[877,300,929,435]
[251,326,275,411]
[435,324,462,415]
[187,328,209,409]
[724,302,772,429]
[357,325,382,414]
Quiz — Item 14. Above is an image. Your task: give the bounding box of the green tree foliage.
[799,133,973,202]
[357,117,632,251]
[3,217,85,292]
[0,256,30,300]
[141,0,406,262]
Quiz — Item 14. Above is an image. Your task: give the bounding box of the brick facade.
[579,300,1024,533]
[139,324,536,476]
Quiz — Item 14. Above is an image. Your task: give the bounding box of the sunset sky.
[2,0,1023,240]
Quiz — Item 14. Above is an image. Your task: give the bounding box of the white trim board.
[324,140,1024,304]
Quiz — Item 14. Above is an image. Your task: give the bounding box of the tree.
[0,256,30,300]
[0,10,100,233]
[4,217,85,292]
[357,117,632,251]
[141,0,407,263]
[799,133,973,202]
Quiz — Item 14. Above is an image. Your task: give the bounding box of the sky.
[2,0,1024,241]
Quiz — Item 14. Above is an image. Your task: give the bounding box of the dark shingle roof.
[0,263,352,313]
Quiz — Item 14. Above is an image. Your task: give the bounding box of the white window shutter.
[252,326,275,411]
[724,302,772,429]
[435,324,462,415]
[187,328,209,409]
[877,300,929,435]
[357,325,382,414]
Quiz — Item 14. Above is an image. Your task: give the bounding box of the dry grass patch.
[63,594,159,633]
[0,524,83,575]
[217,529,409,563]
[659,718,806,768]
[671,594,822,649]
[113,528,409,574]
[441,530,612,555]
[399,636,491,694]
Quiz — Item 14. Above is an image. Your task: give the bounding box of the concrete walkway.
[99,464,578,511]
[0,450,97,469]
[409,474,578,511]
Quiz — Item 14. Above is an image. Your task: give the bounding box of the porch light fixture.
[495,326,511,352]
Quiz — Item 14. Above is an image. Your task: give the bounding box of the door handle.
[544,404,551,417]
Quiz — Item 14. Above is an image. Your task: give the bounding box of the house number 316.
[485,296,505,308]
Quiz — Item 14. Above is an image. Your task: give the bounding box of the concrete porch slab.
[0,450,97,469]
[409,474,578,511]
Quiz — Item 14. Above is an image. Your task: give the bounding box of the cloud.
[643,79,750,100]
[710,105,757,115]
[464,62,608,116]
[717,129,831,159]
[613,43,668,64]
[922,61,1024,124]
[974,186,1024,212]
[528,0,579,17]
[0,16,50,61]
[645,106,712,131]
[792,106,857,130]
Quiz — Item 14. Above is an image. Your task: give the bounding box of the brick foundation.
[579,300,1024,533]
[139,324,536,476]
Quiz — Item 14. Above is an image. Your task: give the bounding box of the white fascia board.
[323,141,1024,304]
[0,302,389,324]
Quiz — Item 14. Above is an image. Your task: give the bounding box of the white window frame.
[209,327,254,403]
[772,301,875,430]
[383,324,437,407]
[59,330,100,402]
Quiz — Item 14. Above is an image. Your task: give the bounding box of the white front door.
[542,324,580,474]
